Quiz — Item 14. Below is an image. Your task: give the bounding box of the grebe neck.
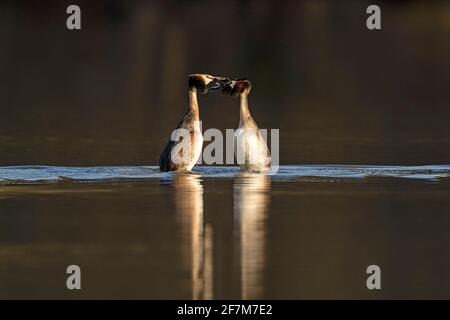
[188,89,200,116]
[239,94,251,126]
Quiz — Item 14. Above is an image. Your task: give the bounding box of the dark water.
[1,1,450,167]
[1,0,450,300]
[1,165,450,299]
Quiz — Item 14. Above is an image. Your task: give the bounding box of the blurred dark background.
[0,0,449,166]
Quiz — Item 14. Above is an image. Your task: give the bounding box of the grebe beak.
[205,76,231,93]
[208,81,232,93]
[208,85,222,92]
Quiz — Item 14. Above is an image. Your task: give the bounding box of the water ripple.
[0,165,449,184]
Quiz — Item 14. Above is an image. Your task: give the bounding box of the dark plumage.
[159,110,199,172]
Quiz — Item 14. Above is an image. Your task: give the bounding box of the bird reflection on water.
[234,174,271,299]
[169,171,271,300]
[172,173,213,300]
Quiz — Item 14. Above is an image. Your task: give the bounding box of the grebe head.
[231,79,251,97]
[188,74,229,94]
[217,78,251,97]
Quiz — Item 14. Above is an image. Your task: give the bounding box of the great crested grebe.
[159,74,223,172]
[219,78,271,172]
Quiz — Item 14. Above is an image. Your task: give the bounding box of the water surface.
[1,165,449,183]
[1,165,450,299]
